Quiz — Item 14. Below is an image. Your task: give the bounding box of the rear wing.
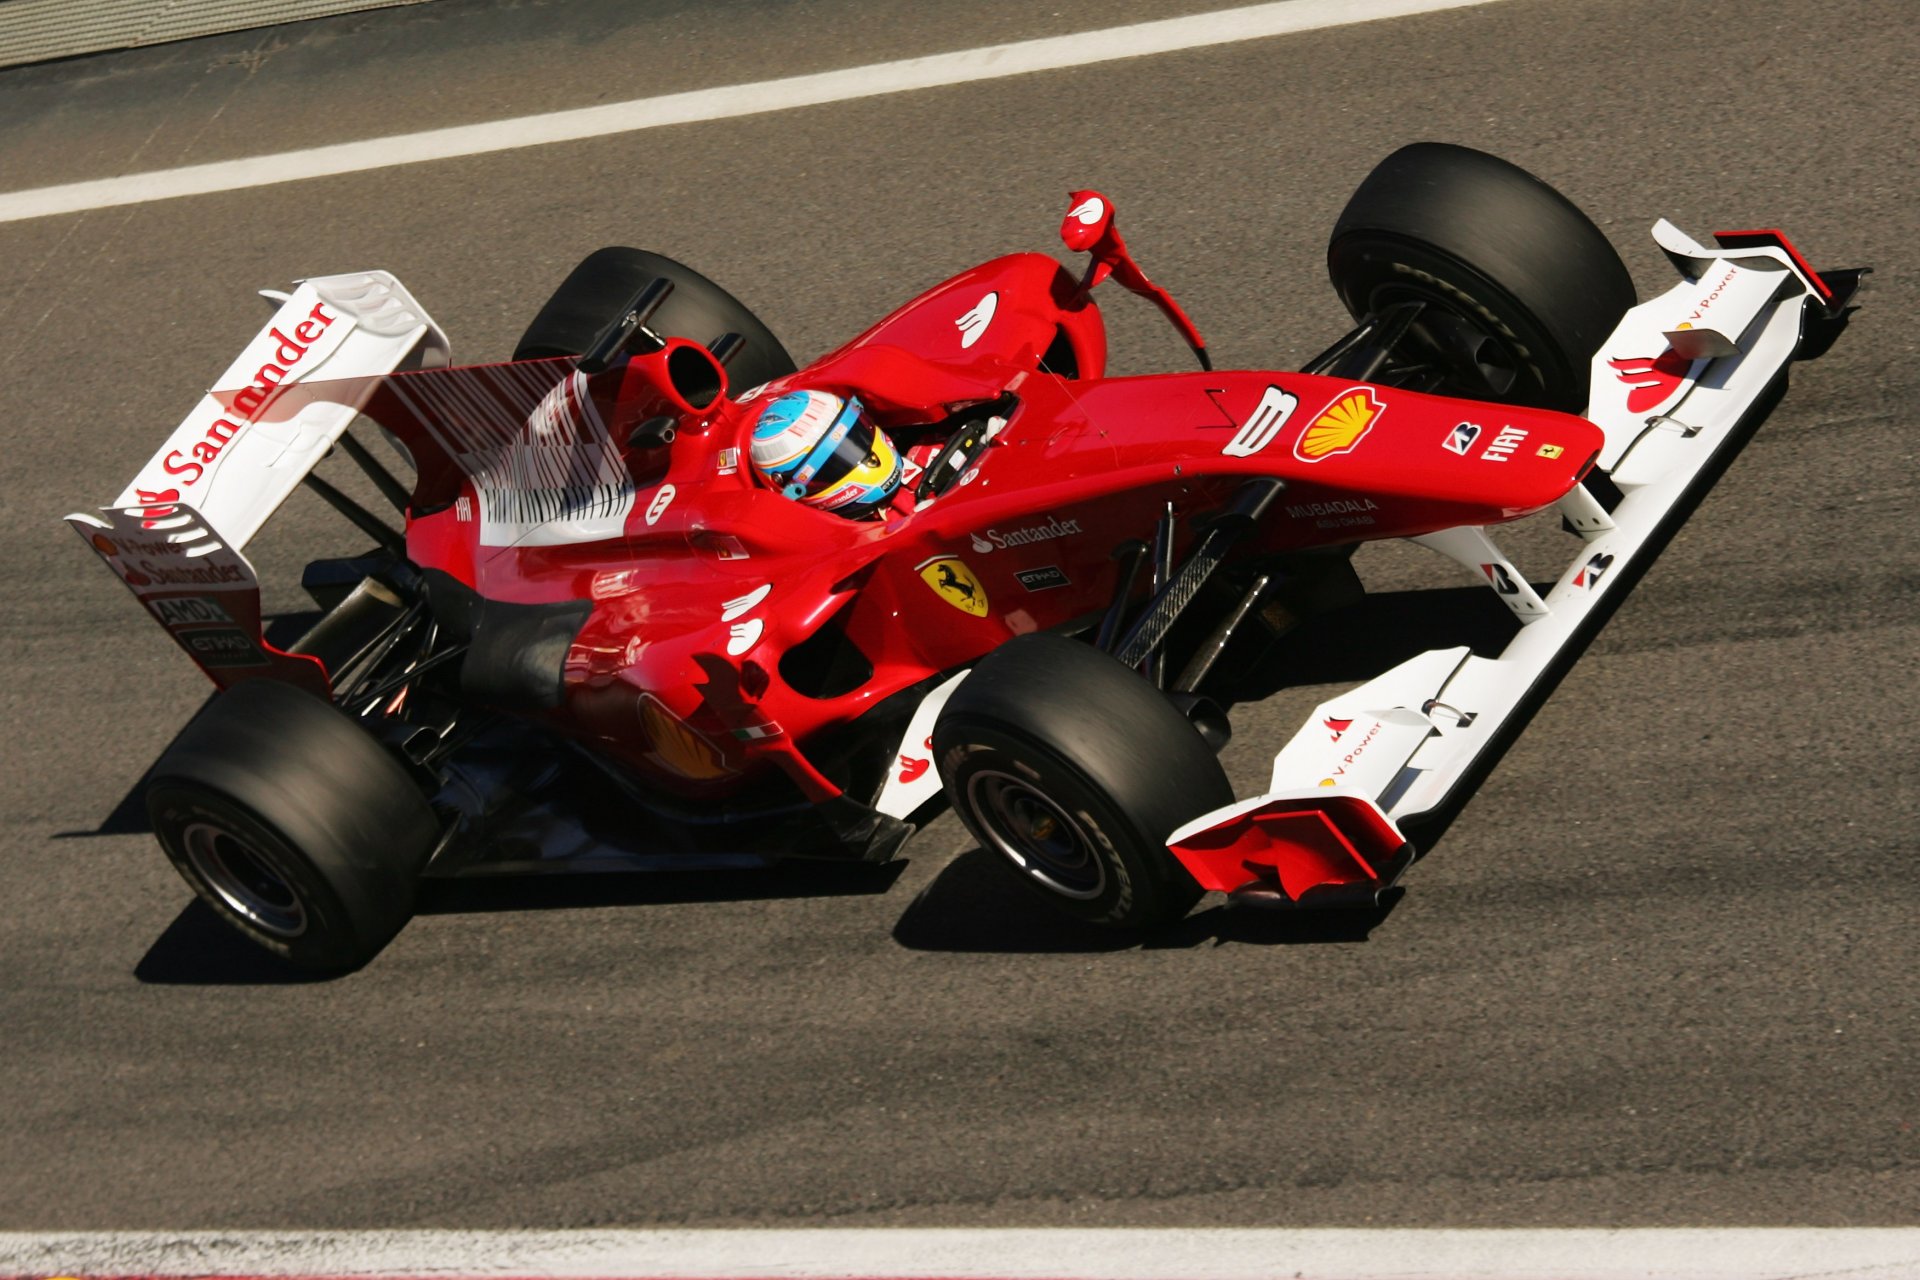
[1168,221,1865,906]
[67,272,448,691]
[96,272,448,550]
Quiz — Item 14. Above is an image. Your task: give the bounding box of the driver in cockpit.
[748,381,1011,519]
[748,390,903,518]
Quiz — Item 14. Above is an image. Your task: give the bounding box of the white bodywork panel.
[874,670,970,820]
[65,501,330,694]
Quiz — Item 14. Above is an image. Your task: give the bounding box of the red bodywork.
[325,247,1601,810]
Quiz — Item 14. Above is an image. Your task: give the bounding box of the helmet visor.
[787,398,879,498]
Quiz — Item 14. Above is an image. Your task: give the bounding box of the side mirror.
[1056,187,1210,370]
[578,277,674,374]
[1059,190,1113,253]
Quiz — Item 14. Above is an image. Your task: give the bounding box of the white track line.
[0,0,1508,225]
[5,1229,1920,1279]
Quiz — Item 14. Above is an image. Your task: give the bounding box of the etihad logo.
[1294,388,1383,462]
[1609,350,1691,414]
[162,302,338,486]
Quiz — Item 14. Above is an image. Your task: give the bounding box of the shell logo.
[638,695,733,781]
[1294,388,1384,462]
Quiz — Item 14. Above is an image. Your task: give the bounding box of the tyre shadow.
[892,847,1402,953]
[135,899,332,985]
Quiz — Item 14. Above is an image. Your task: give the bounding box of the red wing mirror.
[1056,188,1211,370]
[1059,190,1114,253]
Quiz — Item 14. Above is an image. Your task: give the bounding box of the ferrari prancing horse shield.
[918,556,989,617]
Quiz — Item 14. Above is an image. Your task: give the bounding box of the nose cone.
[1272,378,1603,523]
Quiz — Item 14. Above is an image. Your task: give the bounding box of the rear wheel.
[933,634,1231,928]
[1327,142,1636,411]
[146,679,439,973]
[514,247,798,395]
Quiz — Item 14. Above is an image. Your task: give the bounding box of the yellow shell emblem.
[1293,388,1384,462]
[638,695,733,781]
[919,556,989,617]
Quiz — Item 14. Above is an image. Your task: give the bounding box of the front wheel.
[932,634,1232,928]
[1327,142,1636,411]
[146,679,440,973]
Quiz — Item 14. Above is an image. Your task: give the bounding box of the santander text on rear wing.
[66,272,448,692]
[1167,220,1866,907]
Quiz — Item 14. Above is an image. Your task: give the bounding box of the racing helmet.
[749,390,901,518]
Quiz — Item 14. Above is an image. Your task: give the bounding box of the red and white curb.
[4,1230,1920,1279]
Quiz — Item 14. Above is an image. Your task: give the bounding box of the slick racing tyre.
[932,634,1232,929]
[1327,142,1636,412]
[514,247,799,396]
[146,679,439,973]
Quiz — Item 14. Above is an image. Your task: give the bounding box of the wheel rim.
[179,821,308,938]
[1368,281,1529,400]
[965,769,1106,900]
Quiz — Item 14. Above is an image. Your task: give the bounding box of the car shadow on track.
[1207,584,1518,705]
[891,847,1402,954]
[412,860,905,916]
[133,861,908,984]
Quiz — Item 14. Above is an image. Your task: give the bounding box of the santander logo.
[896,735,934,784]
[160,302,338,486]
[1068,196,1105,226]
[1609,350,1691,414]
[956,293,997,349]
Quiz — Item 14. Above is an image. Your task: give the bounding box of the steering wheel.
[914,418,990,501]
[913,395,1016,501]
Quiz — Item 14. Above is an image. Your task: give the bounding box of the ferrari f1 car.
[70,144,1863,971]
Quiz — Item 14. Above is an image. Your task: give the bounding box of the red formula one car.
[70,144,1862,971]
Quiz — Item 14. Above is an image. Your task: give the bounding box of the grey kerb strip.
[0,0,437,70]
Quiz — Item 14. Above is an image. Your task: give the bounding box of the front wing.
[1167,220,1865,905]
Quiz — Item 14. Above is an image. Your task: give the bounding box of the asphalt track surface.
[1,0,1914,1233]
